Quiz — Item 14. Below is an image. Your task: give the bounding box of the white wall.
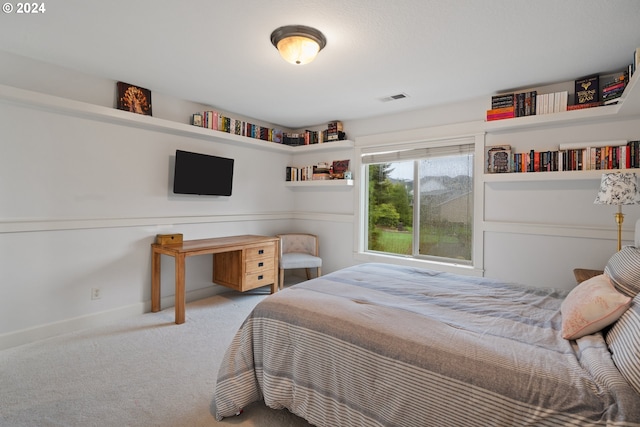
[482,116,640,287]
[0,95,297,344]
[348,114,640,289]
[2,50,640,349]
[0,52,301,348]
[288,146,358,274]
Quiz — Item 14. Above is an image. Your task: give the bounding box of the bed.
[213,261,640,426]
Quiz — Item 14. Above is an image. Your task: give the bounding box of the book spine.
[567,102,602,110]
[486,111,516,121]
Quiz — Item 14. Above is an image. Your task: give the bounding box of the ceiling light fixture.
[270,25,327,65]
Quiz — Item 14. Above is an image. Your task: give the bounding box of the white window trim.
[353,124,486,277]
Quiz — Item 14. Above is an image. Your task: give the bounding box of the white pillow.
[561,274,631,340]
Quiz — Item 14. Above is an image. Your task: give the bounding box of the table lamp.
[594,172,640,251]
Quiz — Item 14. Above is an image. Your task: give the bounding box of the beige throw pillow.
[561,274,631,340]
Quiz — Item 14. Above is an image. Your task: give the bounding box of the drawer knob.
[258,275,264,280]
[258,249,264,254]
[258,262,264,267]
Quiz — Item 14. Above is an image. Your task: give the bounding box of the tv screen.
[173,150,234,196]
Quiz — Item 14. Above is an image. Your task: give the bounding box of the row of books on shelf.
[486,141,640,173]
[486,58,636,122]
[283,128,346,146]
[286,160,351,181]
[487,90,570,120]
[601,73,628,104]
[575,71,630,107]
[286,165,324,182]
[191,111,346,145]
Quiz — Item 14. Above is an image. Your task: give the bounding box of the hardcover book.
[575,75,599,105]
[486,145,511,173]
[491,94,515,109]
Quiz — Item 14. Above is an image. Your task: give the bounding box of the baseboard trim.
[0,286,223,351]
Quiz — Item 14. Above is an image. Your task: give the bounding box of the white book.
[548,92,555,113]
[558,91,568,112]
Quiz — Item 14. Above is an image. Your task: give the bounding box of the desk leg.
[271,241,279,294]
[151,248,161,313]
[175,253,186,324]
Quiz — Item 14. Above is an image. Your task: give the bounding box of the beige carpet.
[0,289,313,427]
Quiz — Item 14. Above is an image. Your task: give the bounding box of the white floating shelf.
[285,179,354,187]
[0,84,354,154]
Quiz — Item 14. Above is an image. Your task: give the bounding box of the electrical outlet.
[91,288,101,300]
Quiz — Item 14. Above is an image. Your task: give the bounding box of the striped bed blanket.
[213,263,640,426]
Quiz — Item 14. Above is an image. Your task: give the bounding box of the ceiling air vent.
[380,93,409,102]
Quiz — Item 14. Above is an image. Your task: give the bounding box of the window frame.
[354,130,485,276]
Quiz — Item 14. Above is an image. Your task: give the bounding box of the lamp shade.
[594,172,640,205]
[270,25,326,65]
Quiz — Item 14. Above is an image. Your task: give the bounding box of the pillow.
[604,245,640,298]
[560,274,631,340]
[606,294,640,395]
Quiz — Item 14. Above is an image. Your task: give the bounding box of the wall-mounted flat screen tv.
[173,150,234,196]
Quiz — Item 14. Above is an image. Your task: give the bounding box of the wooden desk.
[151,234,279,324]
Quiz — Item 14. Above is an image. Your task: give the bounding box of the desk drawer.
[245,244,275,260]
[245,258,274,274]
[245,269,275,290]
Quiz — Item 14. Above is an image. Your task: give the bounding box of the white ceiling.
[1,0,639,129]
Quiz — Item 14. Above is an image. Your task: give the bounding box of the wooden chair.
[276,233,322,289]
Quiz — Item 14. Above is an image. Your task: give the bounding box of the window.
[363,140,475,265]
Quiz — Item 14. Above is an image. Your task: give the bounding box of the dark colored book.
[628,141,639,168]
[491,94,515,109]
[259,127,269,141]
[541,151,549,171]
[529,150,535,172]
[304,130,319,145]
[283,133,304,146]
[516,93,525,117]
[575,75,599,105]
[524,91,537,116]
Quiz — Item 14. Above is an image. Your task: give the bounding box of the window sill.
[353,252,483,277]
